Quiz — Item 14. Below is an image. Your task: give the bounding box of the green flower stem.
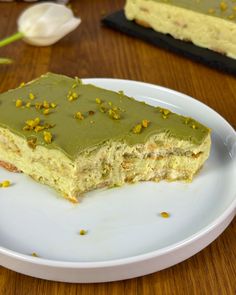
[0,32,24,48]
[0,58,13,64]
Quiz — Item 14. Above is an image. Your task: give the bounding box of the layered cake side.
[0,73,211,201]
[125,0,236,59]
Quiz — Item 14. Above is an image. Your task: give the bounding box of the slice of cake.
[125,0,236,59]
[0,73,211,201]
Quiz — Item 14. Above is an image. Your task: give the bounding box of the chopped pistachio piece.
[35,102,43,110]
[132,124,142,134]
[15,99,23,108]
[50,102,57,108]
[160,212,170,218]
[34,125,45,132]
[31,252,39,257]
[142,119,150,128]
[75,111,84,120]
[25,117,40,130]
[29,93,35,100]
[72,92,78,99]
[43,109,50,115]
[79,229,87,235]
[163,109,170,116]
[108,109,121,120]
[43,101,50,109]
[43,131,53,144]
[99,105,107,113]
[95,98,101,104]
[0,180,11,188]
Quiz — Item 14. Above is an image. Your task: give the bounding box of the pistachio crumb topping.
[15,99,23,108]
[50,103,57,108]
[0,73,210,160]
[35,102,42,110]
[43,109,50,115]
[23,117,54,133]
[68,96,74,102]
[29,93,35,100]
[159,108,171,118]
[31,252,39,257]
[72,92,78,99]
[132,124,142,134]
[34,125,45,132]
[163,110,170,116]
[24,117,41,130]
[0,180,11,188]
[108,109,121,120]
[133,119,150,133]
[75,111,84,120]
[142,119,150,128]
[95,98,102,104]
[79,229,87,235]
[99,105,107,113]
[160,212,170,218]
[43,100,50,109]
[67,90,79,102]
[192,124,197,129]
[43,131,53,144]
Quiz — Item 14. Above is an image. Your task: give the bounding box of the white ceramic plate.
[0,79,235,283]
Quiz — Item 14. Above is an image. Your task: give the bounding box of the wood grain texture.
[0,0,235,294]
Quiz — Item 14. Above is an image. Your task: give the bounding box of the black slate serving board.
[102,10,236,75]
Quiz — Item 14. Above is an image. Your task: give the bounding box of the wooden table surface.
[0,1,235,294]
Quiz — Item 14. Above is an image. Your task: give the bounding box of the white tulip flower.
[18,3,81,46]
[0,2,81,49]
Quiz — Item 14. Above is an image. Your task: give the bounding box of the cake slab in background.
[102,0,236,75]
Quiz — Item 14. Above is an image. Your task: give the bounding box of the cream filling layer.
[0,127,211,199]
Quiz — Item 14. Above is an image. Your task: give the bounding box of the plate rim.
[0,78,235,270]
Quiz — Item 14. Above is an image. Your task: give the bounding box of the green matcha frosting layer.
[151,0,236,22]
[0,73,209,160]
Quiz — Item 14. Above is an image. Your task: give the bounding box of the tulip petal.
[17,3,81,46]
[54,17,82,40]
